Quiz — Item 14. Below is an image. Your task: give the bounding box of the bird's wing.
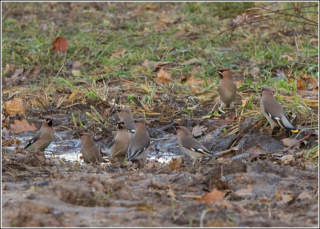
[24,130,42,149]
[127,135,150,160]
[263,99,297,132]
[181,137,212,155]
[107,138,116,149]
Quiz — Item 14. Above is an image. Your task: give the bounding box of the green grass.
[2,2,318,139]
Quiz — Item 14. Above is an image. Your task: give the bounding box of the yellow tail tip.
[291,129,299,133]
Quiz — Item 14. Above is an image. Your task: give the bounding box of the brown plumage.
[175,126,212,166]
[260,87,298,133]
[107,122,130,161]
[127,118,150,165]
[79,132,103,164]
[216,67,237,112]
[24,117,54,152]
[116,107,136,134]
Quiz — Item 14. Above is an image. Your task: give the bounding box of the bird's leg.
[218,101,227,114]
[192,159,197,167]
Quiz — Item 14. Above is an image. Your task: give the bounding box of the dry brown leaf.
[145,3,158,11]
[5,67,24,87]
[300,73,318,91]
[2,138,21,147]
[191,125,207,137]
[154,22,168,32]
[5,63,17,74]
[154,69,172,85]
[297,190,312,200]
[186,76,205,86]
[165,156,184,171]
[51,37,68,53]
[173,29,187,39]
[247,145,265,156]
[197,188,225,204]
[4,98,26,116]
[9,119,37,134]
[249,67,260,75]
[24,66,40,79]
[297,79,307,90]
[141,59,150,70]
[111,48,126,58]
[282,54,295,62]
[281,138,300,149]
[235,185,253,196]
[209,177,232,191]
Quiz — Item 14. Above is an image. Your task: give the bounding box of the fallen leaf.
[197,188,225,204]
[165,156,184,171]
[154,22,168,32]
[141,59,150,70]
[282,54,295,62]
[9,119,37,134]
[186,76,205,86]
[191,125,208,137]
[209,176,232,191]
[111,48,125,58]
[2,138,21,147]
[4,98,26,116]
[51,37,68,53]
[154,69,172,85]
[173,29,187,39]
[235,185,253,196]
[281,138,300,149]
[145,3,158,11]
[297,190,312,200]
[5,63,17,75]
[23,65,41,79]
[247,145,266,159]
[300,73,318,91]
[249,67,260,75]
[297,79,307,90]
[216,119,232,126]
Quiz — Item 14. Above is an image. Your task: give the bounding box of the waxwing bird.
[79,132,103,164]
[116,107,136,134]
[107,122,130,161]
[216,67,237,113]
[175,126,213,166]
[127,118,150,167]
[260,87,299,134]
[24,117,55,153]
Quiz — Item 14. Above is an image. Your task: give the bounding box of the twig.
[265,16,292,44]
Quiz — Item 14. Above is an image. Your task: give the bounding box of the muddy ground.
[2,107,319,227]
